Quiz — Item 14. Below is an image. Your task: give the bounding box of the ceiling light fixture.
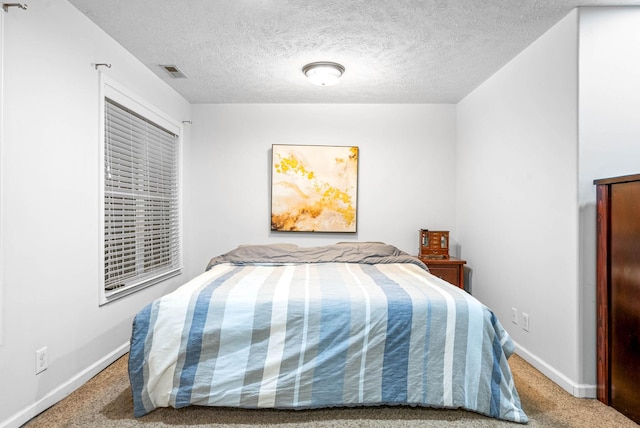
[302,62,345,86]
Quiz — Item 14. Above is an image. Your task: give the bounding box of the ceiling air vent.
[160,65,187,79]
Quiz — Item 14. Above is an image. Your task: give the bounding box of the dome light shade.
[302,62,345,86]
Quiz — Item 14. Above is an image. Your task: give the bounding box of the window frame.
[99,73,183,305]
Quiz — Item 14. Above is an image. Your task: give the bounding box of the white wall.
[457,11,581,394]
[0,1,191,427]
[577,5,640,388]
[0,3,5,346]
[184,104,457,279]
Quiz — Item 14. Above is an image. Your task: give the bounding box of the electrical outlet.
[511,307,518,324]
[36,347,48,374]
[523,313,530,332]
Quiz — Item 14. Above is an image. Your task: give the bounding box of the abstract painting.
[271,144,359,232]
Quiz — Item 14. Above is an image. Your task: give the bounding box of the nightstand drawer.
[428,265,459,285]
[419,256,467,290]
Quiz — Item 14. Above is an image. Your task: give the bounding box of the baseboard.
[0,342,130,428]
[514,342,597,399]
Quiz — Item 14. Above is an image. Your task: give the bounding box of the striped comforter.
[128,244,527,423]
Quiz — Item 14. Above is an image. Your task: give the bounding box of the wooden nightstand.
[419,256,466,290]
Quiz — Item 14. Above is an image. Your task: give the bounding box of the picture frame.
[271,144,359,232]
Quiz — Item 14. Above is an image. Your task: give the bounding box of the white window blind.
[104,97,181,297]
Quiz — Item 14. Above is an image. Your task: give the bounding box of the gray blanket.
[206,242,428,271]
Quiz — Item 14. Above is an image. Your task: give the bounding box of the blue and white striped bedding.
[128,244,527,423]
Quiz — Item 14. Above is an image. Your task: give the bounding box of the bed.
[128,242,528,423]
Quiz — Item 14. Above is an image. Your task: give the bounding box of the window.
[101,81,181,302]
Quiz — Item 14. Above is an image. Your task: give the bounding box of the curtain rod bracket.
[3,3,28,12]
[182,121,192,125]
[94,63,112,70]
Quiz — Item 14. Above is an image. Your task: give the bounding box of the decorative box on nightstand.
[419,256,467,290]
[419,229,449,259]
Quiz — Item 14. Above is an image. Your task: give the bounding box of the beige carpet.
[23,354,638,427]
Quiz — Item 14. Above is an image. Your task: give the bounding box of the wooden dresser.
[594,173,640,425]
[419,256,466,290]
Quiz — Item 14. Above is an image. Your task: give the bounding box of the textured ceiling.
[67,0,639,103]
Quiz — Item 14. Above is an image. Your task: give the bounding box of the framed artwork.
[271,144,359,232]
